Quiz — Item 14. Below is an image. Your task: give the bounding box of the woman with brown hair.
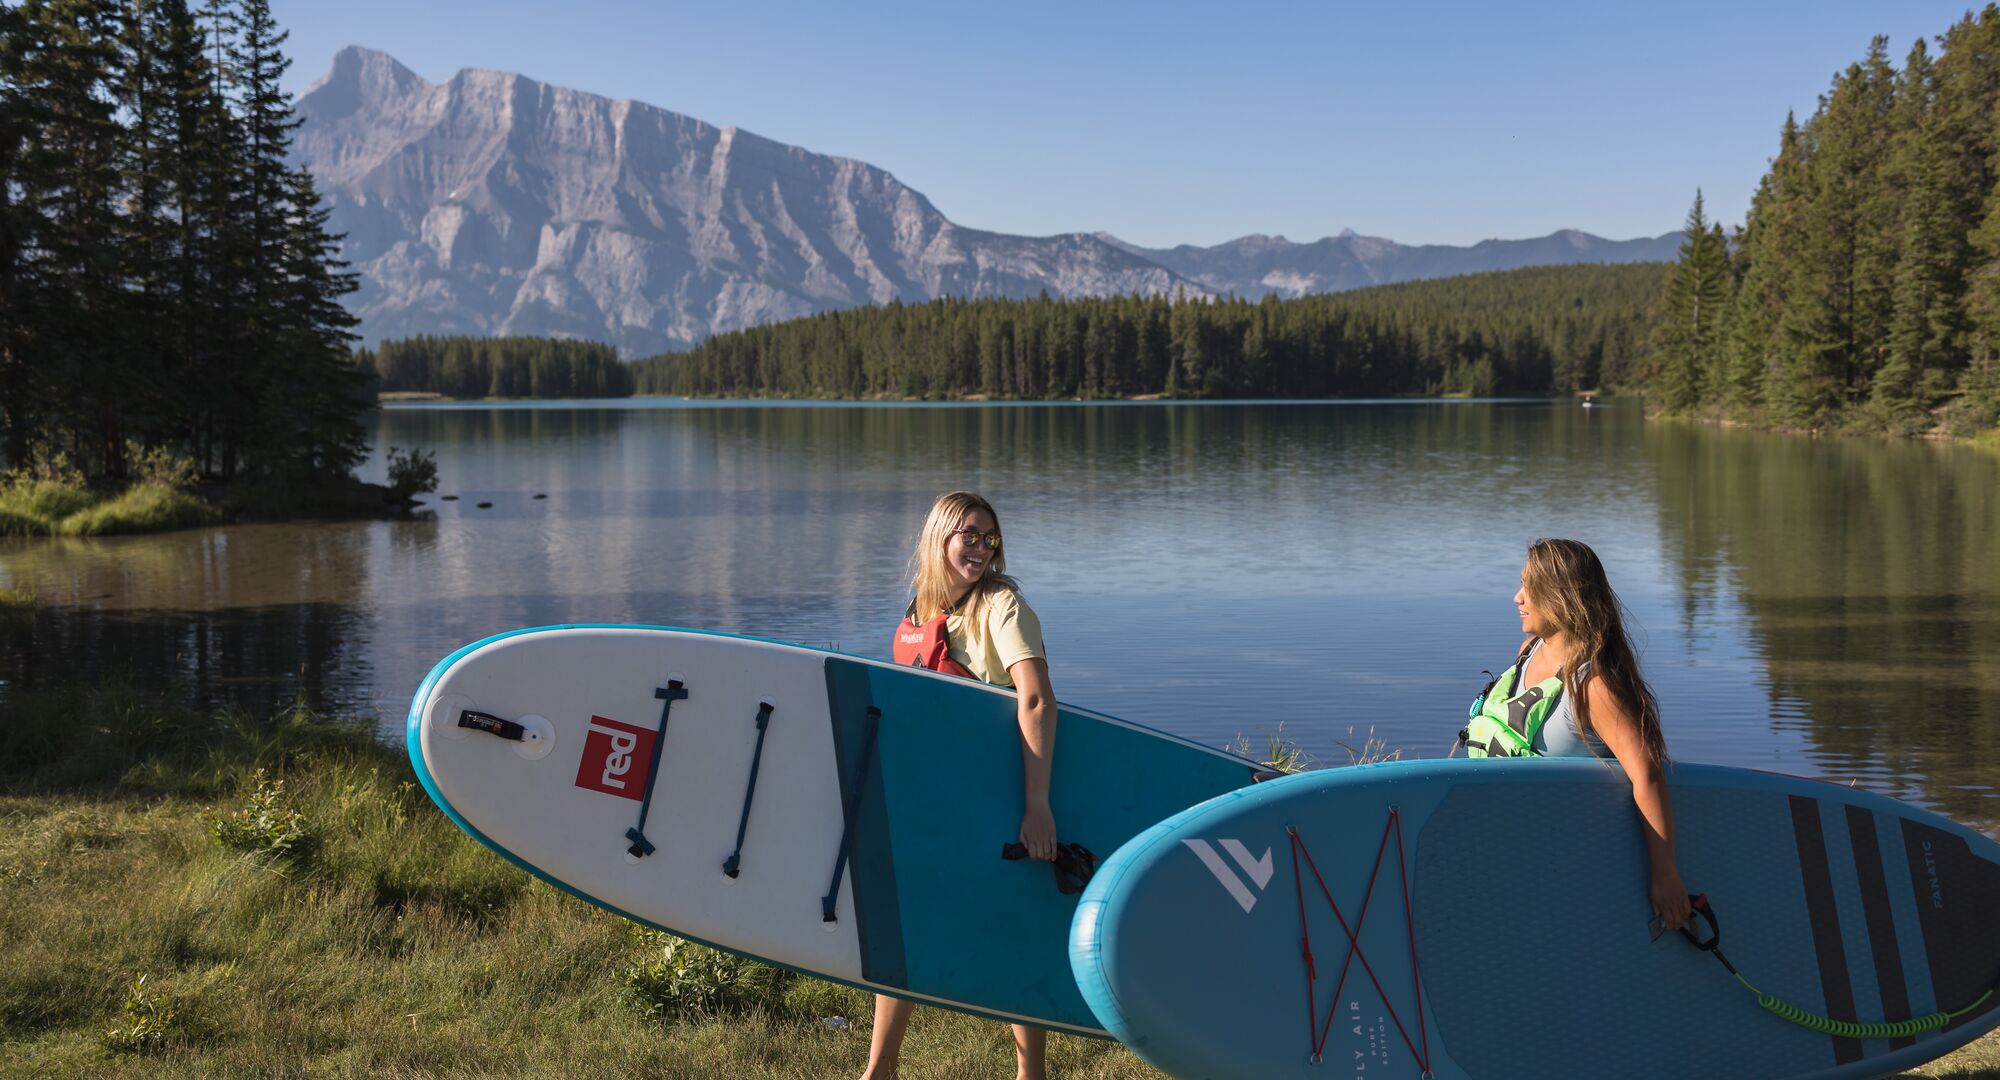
[1460,537,1692,932]
[864,490,1058,1080]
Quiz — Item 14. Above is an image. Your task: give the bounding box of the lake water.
[4,399,1996,828]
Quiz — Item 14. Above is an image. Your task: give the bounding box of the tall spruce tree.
[14,0,131,473]
[1966,121,2000,424]
[1653,191,1734,413]
[0,2,44,463]
[1769,65,1873,428]
[1876,41,1959,433]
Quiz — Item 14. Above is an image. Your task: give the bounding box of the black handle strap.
[722,702,776,879]
[1000,840,1100,896]
[1678,892,1721,951]
[624,679,688,859]
[457,709,526,740]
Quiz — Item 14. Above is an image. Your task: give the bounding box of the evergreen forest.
[360,336,634,399]
[629,263,1669,401]
[0,0,365,481]
[1651,5,2000,436]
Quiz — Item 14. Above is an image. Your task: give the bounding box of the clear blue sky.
[274,0,1980,249]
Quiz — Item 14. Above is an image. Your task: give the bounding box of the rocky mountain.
[293,47,1195,355]
[1094,228,1684,299]
[294,47,1678,355]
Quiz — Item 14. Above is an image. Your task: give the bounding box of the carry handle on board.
[1648,891,1718,947]
[1000,840,1099,896]
[722,702,776,879]
[624,679,688,859]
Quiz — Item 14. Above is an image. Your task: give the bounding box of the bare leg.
[1012,1023,1047,1080]
[861,995,915,1080]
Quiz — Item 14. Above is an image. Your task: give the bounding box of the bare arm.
[1009,656,1058,861]
[1586,676,1691,931]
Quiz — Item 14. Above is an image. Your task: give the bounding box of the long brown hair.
[1523,538,1667,767]
[909,491,1018,625]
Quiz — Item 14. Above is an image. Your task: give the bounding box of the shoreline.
[381,392,2000,444]
[0,475,423,542]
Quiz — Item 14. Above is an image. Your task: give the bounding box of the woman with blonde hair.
[865,490,1058,1080]
[1459,537,1692,933]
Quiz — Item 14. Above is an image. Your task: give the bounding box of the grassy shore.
[1,690,1994,1078]
[0,478,221,538]
[0,472,424,541]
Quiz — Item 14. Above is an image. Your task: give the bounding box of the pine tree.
[1944,8,2000,429]
[1966,131,2000,428]
[249,169,363,477]
[1653,191,1734,413]
[1169,291,1202,397]
[1875,41,1960,433]
[0,2,45,463]
[13,0,130,472]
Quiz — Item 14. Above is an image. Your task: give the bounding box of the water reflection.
[0,526,380,713]
[0,400,1993,827]
[1650,423,2000,824]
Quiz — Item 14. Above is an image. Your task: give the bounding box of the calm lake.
[4,400,1997,828]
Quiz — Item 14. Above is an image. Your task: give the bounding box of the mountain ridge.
[293,47,1678,355]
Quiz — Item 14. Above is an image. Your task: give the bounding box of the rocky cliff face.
[294,47,1678,355]
[294,47,1196,355]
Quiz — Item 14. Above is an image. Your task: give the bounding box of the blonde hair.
[909,491,1018,625]
[1522,538,1667,768]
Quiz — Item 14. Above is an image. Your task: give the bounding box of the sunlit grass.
[56,482,221,536]
[0,479,220,537]
[0,689,1156,1078]
[1,689,1992,1077]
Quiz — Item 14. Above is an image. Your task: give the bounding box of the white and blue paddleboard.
[407,625,1260,1035]
[1070,758,2000,1079]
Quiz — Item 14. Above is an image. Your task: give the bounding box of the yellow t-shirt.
[945,586,1046,688]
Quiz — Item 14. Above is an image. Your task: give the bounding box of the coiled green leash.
[1676,894,1994,1039]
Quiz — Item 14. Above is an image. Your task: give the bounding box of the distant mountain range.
[294,47,1682,356]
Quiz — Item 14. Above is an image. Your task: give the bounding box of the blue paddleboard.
[1070,758,2000,1078]
[408,625,1260,1035]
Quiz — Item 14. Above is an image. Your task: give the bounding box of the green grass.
[1,689,1994,1078]
[0,479,221,538]
[0,689,1157,1079]
[56,482,222,536]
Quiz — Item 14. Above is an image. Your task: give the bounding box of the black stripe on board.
[1791,795,1863,1065]
[1901,817,2000,1032]
[1845,804,1914,1050]
[824,658,907,987]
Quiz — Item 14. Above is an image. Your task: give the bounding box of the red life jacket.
[893,600,975,678]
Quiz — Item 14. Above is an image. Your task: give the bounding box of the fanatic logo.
[1183,838,1275,912]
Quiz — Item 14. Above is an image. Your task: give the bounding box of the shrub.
[1941,390,2000,439]
[385,445,439,500]
[206,770,311,861]
[621,927,792,1024]
[103,974,178,1052]
[127,440,201,489]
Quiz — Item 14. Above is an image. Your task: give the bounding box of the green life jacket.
[1459,642,1565,759]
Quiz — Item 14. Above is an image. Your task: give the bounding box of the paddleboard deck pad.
[407,625,1259,1035]
[1069,757,2000,1079]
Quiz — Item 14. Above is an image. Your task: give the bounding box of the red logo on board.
[574,715,654,801]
